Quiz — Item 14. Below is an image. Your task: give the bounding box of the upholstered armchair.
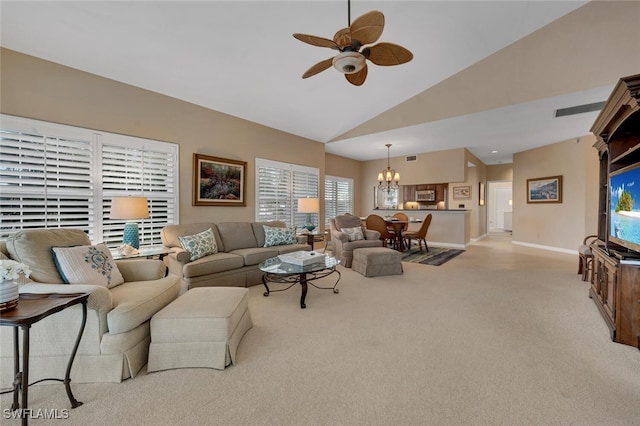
[329,213,382,267]
[0,228,181,386]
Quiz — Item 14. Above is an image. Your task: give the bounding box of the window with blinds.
[325,175,354,225]
[0,115,179,246]
[255,158,319,229]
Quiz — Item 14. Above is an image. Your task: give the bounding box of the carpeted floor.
[401,246,465,265]
[2,235,639,425]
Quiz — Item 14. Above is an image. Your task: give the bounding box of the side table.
[297,231,327,249]
[0,292,89,425]
[110,245,172,261]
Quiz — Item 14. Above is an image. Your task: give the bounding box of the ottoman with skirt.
[148,287,253,371]
[352,247,403,277]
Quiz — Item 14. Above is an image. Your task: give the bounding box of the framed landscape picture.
[453,185,471,199]
[527,175,562,203]
[193,153,246,206]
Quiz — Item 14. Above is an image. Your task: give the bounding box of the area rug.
[401,246,465,266]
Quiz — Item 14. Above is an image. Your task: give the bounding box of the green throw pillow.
[263,225,297,247]
[178,228,218,261]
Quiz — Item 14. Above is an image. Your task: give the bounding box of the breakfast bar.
[366,209,470,249]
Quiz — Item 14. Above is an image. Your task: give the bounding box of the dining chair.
[391,212,409,234]
[404,214,432,252]
[365,214,396,248]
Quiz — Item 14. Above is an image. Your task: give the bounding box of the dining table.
[384,219,410,251]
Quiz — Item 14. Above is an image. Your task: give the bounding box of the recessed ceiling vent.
[554,101,606,118]
[405,155,417,162]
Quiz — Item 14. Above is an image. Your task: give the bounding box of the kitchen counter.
[365,209,470,248]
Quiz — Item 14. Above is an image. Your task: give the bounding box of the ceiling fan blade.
[293,33,338,49]
[349,11,384,46]
[333,28,351,48]
[302,57,334,79]
[366,43,413,66]
[345,64,368,86]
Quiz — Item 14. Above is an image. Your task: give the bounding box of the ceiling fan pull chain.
[347,0,351,27]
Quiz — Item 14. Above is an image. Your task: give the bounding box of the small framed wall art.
[479,182,485,206]
[193,153,247,206]
[526,175,562,203]
[453,185,471,199]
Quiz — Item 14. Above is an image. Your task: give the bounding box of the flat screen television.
[609,161,640,254]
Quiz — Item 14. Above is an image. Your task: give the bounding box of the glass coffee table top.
[258,255,341,309]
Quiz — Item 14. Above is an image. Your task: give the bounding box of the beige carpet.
[2,235,639,425]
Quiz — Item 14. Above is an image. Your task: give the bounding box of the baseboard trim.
[512,240,577,255]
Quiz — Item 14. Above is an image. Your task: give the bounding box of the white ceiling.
[1,0,607,165]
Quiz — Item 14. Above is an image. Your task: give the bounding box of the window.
[0,115,179,246]
[255,158,319,229]
[325,175,354,226]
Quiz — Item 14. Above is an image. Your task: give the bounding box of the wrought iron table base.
[262,269,341,309]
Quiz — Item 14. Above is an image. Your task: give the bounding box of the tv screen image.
[609,162,640,253]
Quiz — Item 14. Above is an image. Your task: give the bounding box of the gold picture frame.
[453,185,471,199]
[193,153,246,206]
[526,175,562,203]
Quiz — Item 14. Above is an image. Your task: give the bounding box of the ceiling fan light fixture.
[332,51,366,74]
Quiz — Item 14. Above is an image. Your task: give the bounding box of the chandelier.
[377,144,400,189]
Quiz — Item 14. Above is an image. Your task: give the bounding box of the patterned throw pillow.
[51,243,125,288]
[178,228,218,261]
[263,225,297,247]
[342,226,364,241]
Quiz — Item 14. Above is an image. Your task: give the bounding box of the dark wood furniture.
[403,183,446,203]
[589,74,640,349]
[385,219,409,251]
[0,293,89,425]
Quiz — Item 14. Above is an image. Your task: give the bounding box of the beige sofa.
[0,229,181,385]
[161,221,310,293]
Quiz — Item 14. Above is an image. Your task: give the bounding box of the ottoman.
[352,247,403,277]
[147,287,253,372]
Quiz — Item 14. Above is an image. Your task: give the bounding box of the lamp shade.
[297,197,319,213]
[110,197,149,220]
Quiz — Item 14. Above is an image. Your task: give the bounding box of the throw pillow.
[263,225,297,247]
[51,243,125,288]
[178,228,218,261]
[342,226,364,241]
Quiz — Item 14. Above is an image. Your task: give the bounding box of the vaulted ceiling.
[2,1,638,164]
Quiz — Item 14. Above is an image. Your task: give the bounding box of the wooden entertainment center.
[589,74,640,349]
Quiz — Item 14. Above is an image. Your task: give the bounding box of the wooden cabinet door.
[435,184,445,202]
[603,262,617,321]
[403,185,415,201]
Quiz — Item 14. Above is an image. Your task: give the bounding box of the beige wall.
[0,48,325,226]
[487,164,513,181]
[513,135,599,251]
[361,148,466,214]
[325,153,362,216]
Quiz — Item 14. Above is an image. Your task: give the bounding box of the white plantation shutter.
[325,175,354,226]
[256,158,319,228]
[0,128,95,236]
[0,115,178,245]
[101,140,177,246]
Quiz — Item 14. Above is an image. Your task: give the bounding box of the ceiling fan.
[293,1,413,86]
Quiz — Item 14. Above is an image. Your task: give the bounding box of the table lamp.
[298,197,319,232]
[110,197,149,249]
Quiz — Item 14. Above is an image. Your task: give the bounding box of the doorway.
[487,181,512,233]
